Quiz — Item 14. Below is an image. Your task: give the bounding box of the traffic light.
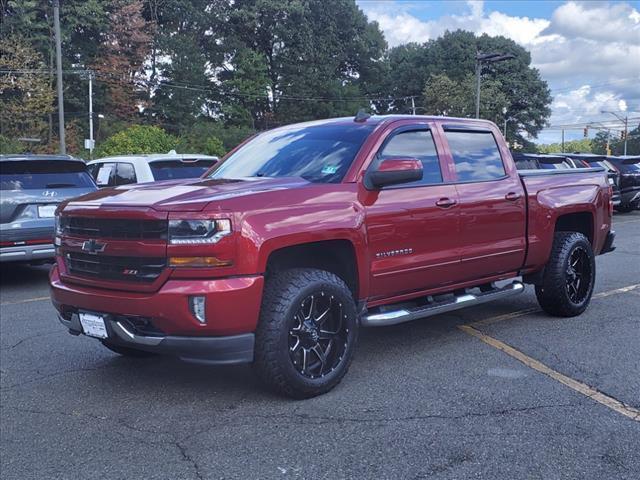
[620,131,625,140]
[583,127,588,138]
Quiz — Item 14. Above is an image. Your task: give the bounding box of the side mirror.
[365,158,423,189]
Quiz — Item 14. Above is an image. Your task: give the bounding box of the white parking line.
[0,296,50,306]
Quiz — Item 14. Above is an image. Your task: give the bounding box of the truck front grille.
[65,252,166,283]
[61,217,167,240]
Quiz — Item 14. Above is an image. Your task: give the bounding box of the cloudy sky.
[357,0,640,144]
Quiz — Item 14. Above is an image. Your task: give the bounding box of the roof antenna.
[354,109,371,123]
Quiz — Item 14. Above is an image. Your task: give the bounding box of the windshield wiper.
[45,183,77,188]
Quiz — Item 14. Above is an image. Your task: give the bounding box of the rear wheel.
[535,232,595,317]
[254,268,358,398]
[101,341,157,358]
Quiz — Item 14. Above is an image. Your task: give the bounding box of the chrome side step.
[362,281,525,327]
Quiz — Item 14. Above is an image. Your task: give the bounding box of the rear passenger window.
[95,163,116,187]
[378,130,442,186]
[115,163,137,185]
[445,130,506,182]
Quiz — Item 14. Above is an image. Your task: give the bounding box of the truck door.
[442,126,526,281]
[363,126,461,301]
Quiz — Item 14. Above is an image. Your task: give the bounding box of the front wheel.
[535,232,595,317]
[254,268,359,399]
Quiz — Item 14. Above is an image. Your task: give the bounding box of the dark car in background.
[512,152,573,170]
[560,153,622,208]
[0,155,97,263]
[605,155,640,212]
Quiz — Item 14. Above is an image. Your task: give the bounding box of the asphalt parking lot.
[1,211,638,480]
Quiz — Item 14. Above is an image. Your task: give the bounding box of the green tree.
[537,138,592,154]
[591,128,639,155]
[219,0,387,128]
[0,35,55,148]
[423,73,508,120]
[95,125,178,157]
[387,30,551,143]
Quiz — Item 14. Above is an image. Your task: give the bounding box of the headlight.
[168,219,231,245]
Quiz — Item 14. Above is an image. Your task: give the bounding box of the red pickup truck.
[51,115,615,398]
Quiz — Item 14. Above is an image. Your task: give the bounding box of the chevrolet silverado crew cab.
[51,115,616,398]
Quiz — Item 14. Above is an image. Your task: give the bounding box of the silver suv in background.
[0,155,97,263]
[87,152,219,187]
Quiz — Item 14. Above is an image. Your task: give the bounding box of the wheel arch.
[264,239,362,300]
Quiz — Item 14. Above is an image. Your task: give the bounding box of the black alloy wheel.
[288,292,348,379]
[565,246,593,304]
[535,231,596,317]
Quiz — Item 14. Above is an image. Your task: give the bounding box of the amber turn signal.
[168,256,232,268]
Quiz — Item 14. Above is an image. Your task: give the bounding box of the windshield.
[209,123,374,183]
[150,159,217,181]
[0,160,95,190]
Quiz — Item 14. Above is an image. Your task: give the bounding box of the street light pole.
[53,0,65,154]
[475,52,515,119]
[88,71,94,158]
[601,110,628,155]
[475,61,481,119]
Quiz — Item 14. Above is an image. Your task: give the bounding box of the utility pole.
[53,0,65,154]
[411,96,416,115]
[601,110,629,155]
[88,71,95,158]
[475,61,481,119]
[623,116,628,155]
[561,129,565,153]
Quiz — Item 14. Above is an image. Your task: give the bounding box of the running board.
[361,281,525,327]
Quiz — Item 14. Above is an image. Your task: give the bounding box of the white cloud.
[544,1,640,43]
[358,0,640,143]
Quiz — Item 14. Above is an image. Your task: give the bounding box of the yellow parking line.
[468,284,640,328]
[0,296,50,306]
[459,324,640,422]
[593,283,640,298]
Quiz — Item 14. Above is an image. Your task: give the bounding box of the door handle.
[436,197,457,208]
[505,192,521,201]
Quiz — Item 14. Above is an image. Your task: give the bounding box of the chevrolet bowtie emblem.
[81,239,106,254]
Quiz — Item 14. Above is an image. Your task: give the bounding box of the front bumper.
[58,312,254,365]
[50,264,264,363]
[0,243,55,263]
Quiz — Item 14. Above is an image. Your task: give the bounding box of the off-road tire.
[101,341,157,358]
[254,268,358,399]
[535,232,595,317]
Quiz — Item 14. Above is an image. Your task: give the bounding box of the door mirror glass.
[365,158,423,189]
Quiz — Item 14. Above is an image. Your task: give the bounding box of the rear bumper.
[601,230,616,254]
[0,243,55,262]
[58,312,254,365]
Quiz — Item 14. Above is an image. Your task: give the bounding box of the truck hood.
[64,177,310,212]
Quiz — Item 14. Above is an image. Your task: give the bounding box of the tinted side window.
[445,130,506,182]
[87,163,101,180]
[378,130,442,186]
[115,163,137,185]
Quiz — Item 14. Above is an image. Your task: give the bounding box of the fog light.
[189,296,206,324]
